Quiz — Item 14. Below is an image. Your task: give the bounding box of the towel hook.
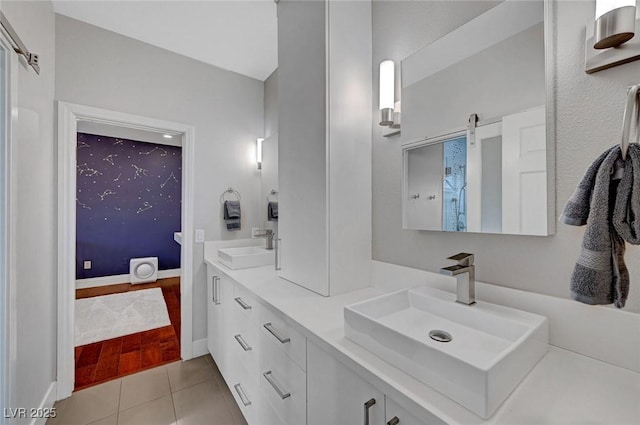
[220,187,241,204]
[621,84,640,160]
[267,189,278,201]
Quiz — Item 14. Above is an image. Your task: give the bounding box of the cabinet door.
[206,266,219,357]
[206,267,234,380]
[307,341,384,425]
[277,0,330,296]
[385,396,445,425]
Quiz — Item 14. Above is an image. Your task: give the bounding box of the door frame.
[56,102,196,399]
[0,28,18,423]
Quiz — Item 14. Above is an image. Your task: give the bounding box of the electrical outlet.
[83,260,91,270]
[251,227,260,238]
[195,229,205,243]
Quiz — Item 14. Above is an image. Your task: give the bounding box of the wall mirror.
[401,0,554,236]
[260,133,278,230]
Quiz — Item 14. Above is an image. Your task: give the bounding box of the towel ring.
[267,189,278,202]
[220,187,241,204]
[621,84,640,160]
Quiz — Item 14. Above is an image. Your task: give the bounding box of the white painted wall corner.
[30,381,56,425]
[192,338,208,358]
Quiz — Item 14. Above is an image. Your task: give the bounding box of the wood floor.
[74,277,181,391]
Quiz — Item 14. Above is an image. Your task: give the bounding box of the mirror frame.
[400,0,556,236]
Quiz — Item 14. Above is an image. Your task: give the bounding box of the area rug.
[75,287,171,346]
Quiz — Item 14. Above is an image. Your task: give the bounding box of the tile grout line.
[165,367,179,425]
[116,380,122,425]
[220,390,242,425]
[169,390,178,424]
[208,356,243,425]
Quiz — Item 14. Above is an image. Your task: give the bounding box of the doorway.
[57,102,195,399]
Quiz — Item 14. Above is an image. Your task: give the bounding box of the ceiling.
[52,1,278,81]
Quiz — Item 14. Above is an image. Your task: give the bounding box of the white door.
[466,122,502,233]
[307,341,384,425]
[501,106,547,235]
[0,29,17,425]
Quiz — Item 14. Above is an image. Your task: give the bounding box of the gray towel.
[561,145,629,308]
[268,201,278,222]
[224,200,241,231]
[614,144,640,243]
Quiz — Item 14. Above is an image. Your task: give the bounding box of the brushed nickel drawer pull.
[263,322,290,344]
[212,276,220,305]
[234,383,252,406]
[263,370,290,399]
[275,238,282,271]
[234,334,252,351]
[387,416,399,425]
[364,398,376,425]
[234,297,252,310]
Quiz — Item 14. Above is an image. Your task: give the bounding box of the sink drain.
[429,330,452,343]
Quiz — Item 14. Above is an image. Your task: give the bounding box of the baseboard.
[192,338,208,358]
[75,269,181,289]
[29,381,56,425]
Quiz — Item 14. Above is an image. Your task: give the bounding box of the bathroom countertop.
[204,256,640,425]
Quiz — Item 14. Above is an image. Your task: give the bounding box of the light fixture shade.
[256,138,263,169]
[594,0,636,49]
[596,0,635,19]
[379,60,395,111]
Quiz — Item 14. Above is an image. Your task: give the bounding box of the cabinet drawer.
[232,283,260,325]
[259,306,306,371]
[229,366,260,425]
[259,331,306,425]
[229,321,260,380]
[257,393,286,425]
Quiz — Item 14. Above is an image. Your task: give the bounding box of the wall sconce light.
[256,138,263,170]
[594,0,636,49]
[586,0,640,73]
[379,60,401,137]
[379,60,395,126]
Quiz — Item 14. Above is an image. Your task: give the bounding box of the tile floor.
[47,355,248,425]
[74,278,182,390]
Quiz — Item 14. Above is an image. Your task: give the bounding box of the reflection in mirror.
[401,0,552,236]
[404,106,546,235]
[260,134,278,231]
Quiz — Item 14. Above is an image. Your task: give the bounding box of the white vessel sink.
[344,286,548,418]
[218,246,275,269]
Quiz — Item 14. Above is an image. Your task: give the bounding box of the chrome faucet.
[439,253,475,305]
[256,229,275,250]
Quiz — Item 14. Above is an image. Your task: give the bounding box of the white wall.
[2,0,57,420]
[260,69,278,229]
[372,0,640,313]
[55,15,265,341]
[264,69,278,138]
[402,23,545,140]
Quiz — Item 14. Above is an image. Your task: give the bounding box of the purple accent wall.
[76,133,182,279]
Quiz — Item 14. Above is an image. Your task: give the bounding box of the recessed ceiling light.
[163,134,173,139]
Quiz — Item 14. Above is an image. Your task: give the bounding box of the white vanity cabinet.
[308,340,384,425]
[206,266,233,375]
[206,264,307,425]
[307,341,445,425]
[276,0,372,296]
[227,284,262,423]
